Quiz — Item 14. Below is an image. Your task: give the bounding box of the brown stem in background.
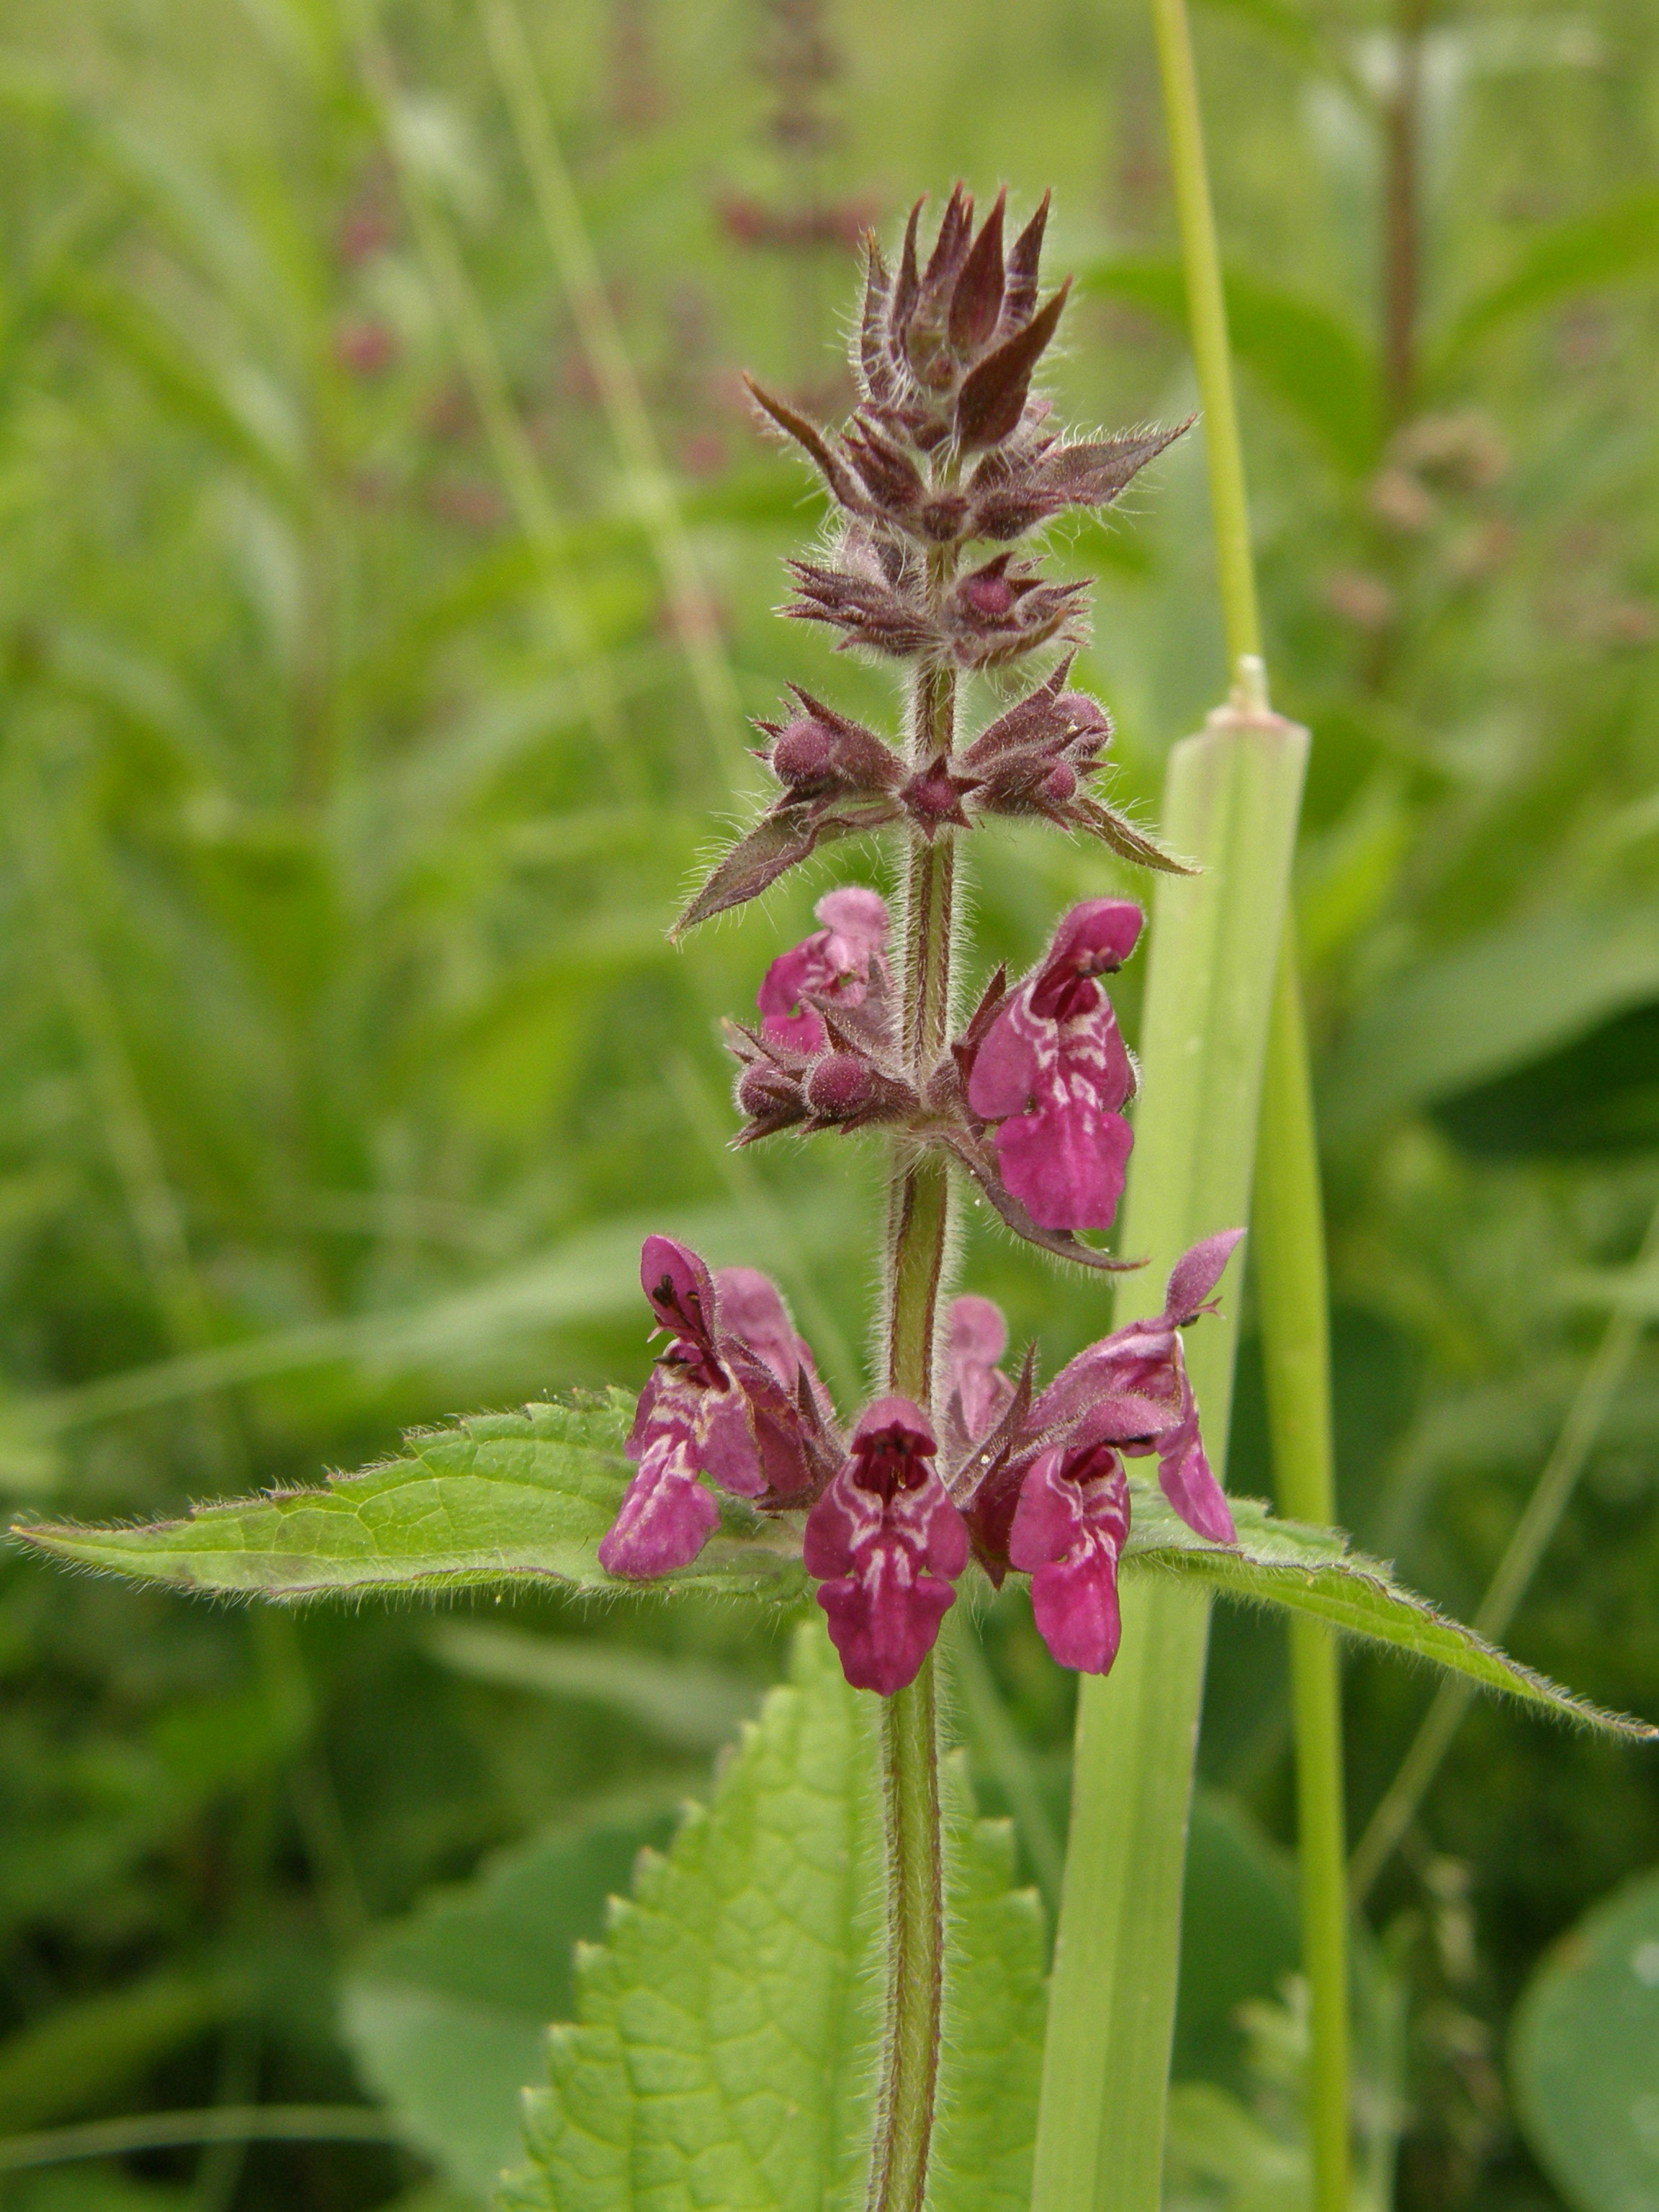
[1382,0,1426,425]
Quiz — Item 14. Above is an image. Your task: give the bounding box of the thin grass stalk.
[359,45,635,789]
[1350,1189,1659,1900]
[1147,0,1352,2201]
[1254,945,1352,2200]
[473,0,749,788]
[1030,693,1308,2212]
[0,2110,400,2175]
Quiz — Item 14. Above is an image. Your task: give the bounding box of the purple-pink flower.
[1007,1442,1130,1674]
[597,1230,1239,1692]
[965,899,1141,1231]
[1033,1227,1243,1547]
[803,1398,969,1695]
[943,1295,1015,1448]
[756,886,891,1054]
[600,1236,837,1581]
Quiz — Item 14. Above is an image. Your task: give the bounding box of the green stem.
[1149,0,1352,2202]
[1255,945,1351,2211]
[1150,0,1259,667]
[1031,702,1309,2212]
[866,656,958,2212]
[868,1661,944,2212]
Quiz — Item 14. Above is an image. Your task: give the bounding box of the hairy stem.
[866,655,958,2212]
[868,1660,944,2212]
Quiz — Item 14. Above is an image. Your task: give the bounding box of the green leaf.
[0,1974,242,2134]
[343,1813,674,2199]
[11,1392,806,1606]
[1079,258,1380,475]
[1511,1862,1659,2212]
[427,1625,762,1752]
[1429,187,1659,377]
[1321,903,1659,1141]
[1124,1482,1654,1737]
[506,1619,1047,2212]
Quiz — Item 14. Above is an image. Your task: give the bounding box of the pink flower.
[756,886,891,1054]
[1007,1442,1130,1673]
[965,900,1141,1231]
[951,1232,1242,1668]
[1034,1229,1244,1545]
[803,1398,969,1695]
[945,1295,1015,1443]
[600,1238,836,1581]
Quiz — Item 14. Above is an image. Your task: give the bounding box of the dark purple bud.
[999,191,1050,332]
[900,757,974,832]
[954,278,1071,454]
[804,1052,876,1118]
[736,1054,808,1136]
[842,419,927,516]
[768,694,902,796]
[949,189,1007,356]
[960,556,1020,619]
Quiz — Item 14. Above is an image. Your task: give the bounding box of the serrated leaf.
[11,1392,806,1606]
[507,1619,1046,2212]
[1123,1482,1654,1737]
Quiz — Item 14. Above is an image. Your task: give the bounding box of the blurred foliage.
[0,0,1653,2208]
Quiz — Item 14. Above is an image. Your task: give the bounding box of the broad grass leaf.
[1321,903,1659,1141]
[15,1200,855,1437]
[1511,1863,1659,2212]
[60,276,303,505]
[1429,187,1659,377]
[1079,258,1380,475]
[0,1972,242,2134]
[1125,1483,1654,1737]
[427,1626,761,1752]
[343,1814,674,2199]
[12,1391,806,1604]
[506,1619,1047,2212]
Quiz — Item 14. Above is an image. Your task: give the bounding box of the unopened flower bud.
[804,1053,876,1119]
[737,1058,806,1129]
[771,716,840,787]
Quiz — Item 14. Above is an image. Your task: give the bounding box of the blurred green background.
[0,0,1655,2208]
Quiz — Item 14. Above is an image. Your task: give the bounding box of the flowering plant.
[16,184,1646,2212]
